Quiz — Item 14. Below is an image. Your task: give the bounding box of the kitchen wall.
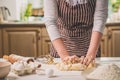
[0,0,119,22]
[108,0,120,23]
[0,0,44,21]
[28,0,43,9]
[0,0,23,20]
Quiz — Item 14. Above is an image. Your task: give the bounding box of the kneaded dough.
[56,61,94,71]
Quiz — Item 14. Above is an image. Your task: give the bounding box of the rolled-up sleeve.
[44,0,61,41]
[93,0,108,33]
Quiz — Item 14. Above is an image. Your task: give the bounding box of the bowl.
[0,62,11,78]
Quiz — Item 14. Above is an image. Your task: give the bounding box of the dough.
[56,59,95,71]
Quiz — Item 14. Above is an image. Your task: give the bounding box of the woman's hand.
[80,53,96,66]
[80,31,102,66]
[62,55,80,63]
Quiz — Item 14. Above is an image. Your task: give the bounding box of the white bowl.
[0,62,11,78]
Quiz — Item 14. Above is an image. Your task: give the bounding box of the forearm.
[52,38,69,59]
[87,31,102,57]
[44,0,71,60]
[88,0,108,56]
[81,0,108,65]
[88,0,108,57]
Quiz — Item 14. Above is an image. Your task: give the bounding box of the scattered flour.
[87,63,120,80]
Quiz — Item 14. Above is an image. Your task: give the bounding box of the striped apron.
[50,0,100,57]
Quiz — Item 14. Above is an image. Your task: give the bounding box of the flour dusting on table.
[87,63,120,80]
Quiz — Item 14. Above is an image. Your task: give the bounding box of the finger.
[73,55,78,58]
[71,55,76,59]
[86,56,94,66]
[74,56,80,62]
[71,58,75,63]
[86,58,92,66]
[70,55,76,60]
[69,56,75,63]
[92,59,95,64]
[63,57,69,62]
[80,56,85,64]
[83,57,88,65]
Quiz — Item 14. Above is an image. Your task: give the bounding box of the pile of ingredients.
[3,54,54,77]
[87,63,120,80]
[2,54,120,80]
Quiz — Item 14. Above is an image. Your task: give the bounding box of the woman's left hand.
[80,53,96,66]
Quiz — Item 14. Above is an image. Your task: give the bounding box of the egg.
[27,62,35,69]
[14,62,25,70]
[45,69,54,78]
[34,62,41,68]
[11,62,19,70]
[26,68,33,74]
[15,69,25,76]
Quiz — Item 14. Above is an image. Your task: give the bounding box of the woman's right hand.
[52,38,80,63]
[62,55,80,63]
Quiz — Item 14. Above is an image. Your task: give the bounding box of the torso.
[50,0,100,57]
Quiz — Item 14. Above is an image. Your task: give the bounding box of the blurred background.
[0,0,120,22]
[0,0,120,58]
[0,0,44,22]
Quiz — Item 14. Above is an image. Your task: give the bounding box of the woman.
[44,0,108,65]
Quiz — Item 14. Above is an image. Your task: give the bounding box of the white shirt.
[44,0,108,41]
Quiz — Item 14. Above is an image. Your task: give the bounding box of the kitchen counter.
[6,57,120,80]
[0,21,45,27]
[106,22,120,27]
[0,21,120,27]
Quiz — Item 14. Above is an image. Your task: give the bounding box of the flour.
[87,63,120,80]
